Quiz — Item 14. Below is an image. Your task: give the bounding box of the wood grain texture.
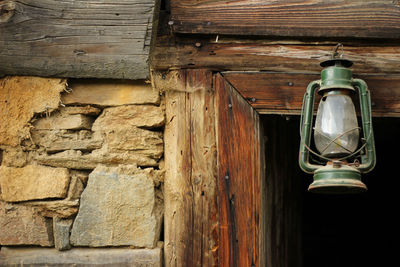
[0,0,159,79]
[170,0,400,38]
[152,38,400,75]
[223,72,400,117]
[163,70,218,267]
[215,73,265,267]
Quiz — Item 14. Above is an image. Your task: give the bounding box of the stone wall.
[0,77,164,266]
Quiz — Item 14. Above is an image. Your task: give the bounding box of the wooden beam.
[215,73,265,266]
[222,72,400,117]
[163,70,218,267]
[0,0,159,79]
[152,38,400,75]
[170,0,400,39]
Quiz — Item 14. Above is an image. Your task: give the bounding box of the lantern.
[299,45,376,194]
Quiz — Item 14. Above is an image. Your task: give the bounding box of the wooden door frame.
[158,70,265,266]
[155,66,400,267]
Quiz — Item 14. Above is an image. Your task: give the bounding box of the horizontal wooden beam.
[152,37,400,75]
[170,0,400,39]
[0,0,159,79]
[223,72,400,117]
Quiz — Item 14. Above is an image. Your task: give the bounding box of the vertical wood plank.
[164,70,218,267]
[215,74,264,266]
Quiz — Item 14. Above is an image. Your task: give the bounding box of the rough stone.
[66,172,86,199]
[0,247,162,267]
[0,202,54,246]
[0,76,66,147]
[0,165,70,202]
[36,148,159,169]
[1,147,27,167]
[92,105,165,131]
[70,165,163,248]
[61,105,101,116]
[53,218,73,251]
[31,130,103,153]
[106,128,163,157]
[34,113,93,130]
[24,199,79,219]
[62,79,160,106]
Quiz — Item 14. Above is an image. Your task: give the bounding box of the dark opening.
[263,115,400,267]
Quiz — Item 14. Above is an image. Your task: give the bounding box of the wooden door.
[215,74,266,267]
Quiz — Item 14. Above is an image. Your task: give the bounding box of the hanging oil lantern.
[299,44,376,194]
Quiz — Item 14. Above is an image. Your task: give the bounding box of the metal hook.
[332,43,344,59]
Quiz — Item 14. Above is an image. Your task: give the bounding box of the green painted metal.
[299,58,376,194]
[299,80,321,174]
[309,165,366,194]
[319,67,354,93]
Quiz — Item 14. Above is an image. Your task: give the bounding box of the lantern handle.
[352,78,376,173]
[332,43,344,59]
[299,80,321,173]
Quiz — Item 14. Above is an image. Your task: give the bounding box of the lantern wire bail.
[332,43,344,59]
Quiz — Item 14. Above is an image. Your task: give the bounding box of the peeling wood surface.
[163,70,218,267]
[223,72,400,117]
[215,73,265,266]
[170,0,400,38]
[152,37,400,75]
[0,0,159,79]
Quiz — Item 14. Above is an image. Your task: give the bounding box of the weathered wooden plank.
[215,73,264,266]
[0,0,160,79]
[170,0,400,38]
[152,38,400,75]
[223,72,400,117]
[163,70,218,267]
[0,247,162,266]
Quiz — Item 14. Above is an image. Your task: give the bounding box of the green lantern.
[299,45,376,194]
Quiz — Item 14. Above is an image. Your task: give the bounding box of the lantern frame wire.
[299,89,374,163]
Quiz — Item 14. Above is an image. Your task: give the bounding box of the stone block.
[61,105,101,116]
[106,128,163,158]
[66,171,86,199]
[62,79,160,106]
[36,148,159,170]
[24,199,79,219]
[34,113,93,130]
[31,130,103,153]
[0,202,54,246]
[70,165,163,248]
[53,218,73,251]
[0,165,70,202]
[92,105,165,131]
[0,76,66,147]
[0,247,162,267]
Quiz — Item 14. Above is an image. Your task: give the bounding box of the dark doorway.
[263,115,400,267]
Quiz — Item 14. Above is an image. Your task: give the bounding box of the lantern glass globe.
[314,89,359,158]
